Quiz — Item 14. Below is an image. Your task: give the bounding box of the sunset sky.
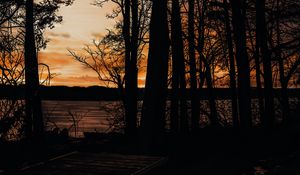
[41,0,116,87]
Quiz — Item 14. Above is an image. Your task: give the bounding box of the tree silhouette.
[171,0,189,133]
[230,0,252,128]
[269,0,300,125]
[69,0,300,136]
[141,0,169,151]
[188,0,200,132]
[24,0,44,139]
[94,0,151,136]
[24,0,74,139]
[256,0,275,128]
[195,0,220,127]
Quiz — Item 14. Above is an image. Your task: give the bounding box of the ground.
[1,128,300,174]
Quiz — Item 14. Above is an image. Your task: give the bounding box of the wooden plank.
[58,158,148,169]
[20,152,77,171]
[28,163,134,175]
[19,152,167,175]
[131,157,168,175]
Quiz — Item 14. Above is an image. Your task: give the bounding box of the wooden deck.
[19,152,168,175]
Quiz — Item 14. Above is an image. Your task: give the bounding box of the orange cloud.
[38,51,99,86]
[39,52,74,65]
[40,0,126,87]
[50,75,102,87]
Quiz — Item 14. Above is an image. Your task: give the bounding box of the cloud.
[39,51,74,65]
[50,75,102,87]
[46,32,71,39]
[38,51,148,87]
[39,0,134,87]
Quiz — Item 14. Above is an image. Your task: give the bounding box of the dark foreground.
[1,128,300,175]
[20,152,167,175]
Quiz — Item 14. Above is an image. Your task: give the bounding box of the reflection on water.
[1,94,298,140]
[42,100,121,137]
[40,98,300,138]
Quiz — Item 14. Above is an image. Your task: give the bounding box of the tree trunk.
[170,0,180,133]
[124,0,137,136]
[170,35,179,133]
[254,32,265,125]
[223,0,238,127]
[203,59,218,126]
[24,0,44,139]
[279,69,290,125]
[128,0,139,135]
[230,0,252,128]
[196,0,218,127]
[170,65,179,133]
[196,0,206,127]
[188,0,200,132]
[141,0,169,152]
[275,0,290,125]
[256,0,275,128]
[171,0,189,133]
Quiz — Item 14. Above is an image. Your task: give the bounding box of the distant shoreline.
[0,85,299,101]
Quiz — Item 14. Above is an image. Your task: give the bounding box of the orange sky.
[41,0,116,87]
